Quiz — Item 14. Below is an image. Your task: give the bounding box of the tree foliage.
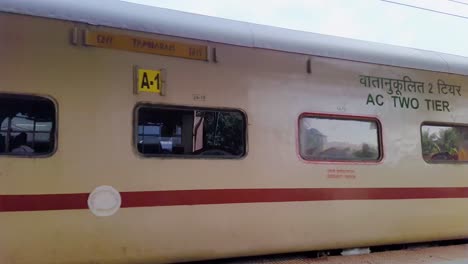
[422,128,460,157]
[203,111,244,155]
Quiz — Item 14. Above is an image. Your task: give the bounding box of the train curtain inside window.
[0,94,56,156]
[136,105,246,158]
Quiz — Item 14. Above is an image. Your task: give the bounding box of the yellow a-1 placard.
[136,68,163,94]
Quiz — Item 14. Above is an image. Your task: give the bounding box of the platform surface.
[209,244,468,264]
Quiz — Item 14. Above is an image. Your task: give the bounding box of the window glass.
[0,94,56,156]
[136,105,246,158]
[12,115,34,131]
[35,121,53,132]
[1,118,8,130]
[421,124,468,162]
[299,115,381,161]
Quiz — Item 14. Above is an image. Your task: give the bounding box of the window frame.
[133,103,248,159]
[0,93,58,158]
[297,112,384,164]
[420,121,468,164]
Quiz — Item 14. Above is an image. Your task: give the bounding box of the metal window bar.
[32,118,36,149]
[138,129,183,154]
[6,117,11,152]
[141,132,145,153]
[2,116,52,154]
[0,126,7,153]
[138,130,162,154]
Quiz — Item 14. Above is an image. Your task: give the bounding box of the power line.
[380,0,468,20]
[448,0,468,6]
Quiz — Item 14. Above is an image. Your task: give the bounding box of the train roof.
[2,0,468,76]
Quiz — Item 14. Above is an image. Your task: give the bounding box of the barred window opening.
[136,105,246,158]
[0,94,56,156]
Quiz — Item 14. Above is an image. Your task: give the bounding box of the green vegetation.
[203,111,244,155]
[422,127,460,157]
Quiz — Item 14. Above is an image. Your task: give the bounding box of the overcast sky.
[122,0,468,57]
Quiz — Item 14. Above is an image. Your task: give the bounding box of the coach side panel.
[1,13,468,263]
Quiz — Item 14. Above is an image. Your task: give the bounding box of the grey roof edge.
[1,0,468,76]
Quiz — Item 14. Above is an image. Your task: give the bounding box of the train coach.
[1,0,468,263]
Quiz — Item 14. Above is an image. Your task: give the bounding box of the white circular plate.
[88,186,122,217]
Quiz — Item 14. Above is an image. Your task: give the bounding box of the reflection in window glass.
[299,115,381,161]
[421,124,468,162]
[136,105,246,158]
[0,94,56,156]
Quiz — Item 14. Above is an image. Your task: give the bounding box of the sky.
[122,0,468,57]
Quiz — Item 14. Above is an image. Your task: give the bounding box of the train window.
[299,114,382,162]
[421,123,468,163]
[135,105,246,158]
[0,94,56,156]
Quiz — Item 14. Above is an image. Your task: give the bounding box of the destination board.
[84,30,208,61]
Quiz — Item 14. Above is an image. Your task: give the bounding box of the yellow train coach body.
[1,0,468,263]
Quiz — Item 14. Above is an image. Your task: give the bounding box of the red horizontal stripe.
[0,193,89,212]
[1,188,468,212]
